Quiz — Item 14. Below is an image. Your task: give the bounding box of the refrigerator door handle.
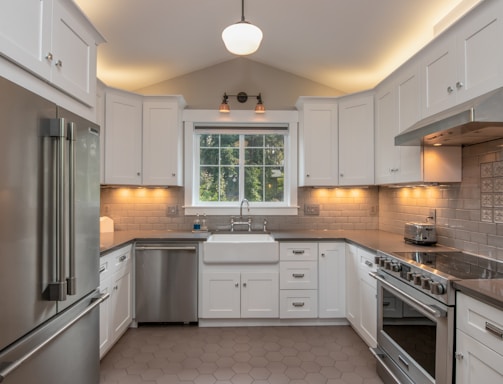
[66,122,76,296]
[43,119,67,301]
[0,292,109,382]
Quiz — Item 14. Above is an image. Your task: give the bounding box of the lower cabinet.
[201,270,279,318]
[99,244,133,359]
[346,243,377,347]
[455,292,503,383]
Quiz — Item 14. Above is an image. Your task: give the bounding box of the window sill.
[184,206,299,216]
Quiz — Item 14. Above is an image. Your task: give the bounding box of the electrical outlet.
[167,205,178,216]
[304,204,320,216]
[370,206,378,216]
[428,208,436,223]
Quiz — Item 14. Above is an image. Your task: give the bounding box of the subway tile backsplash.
[100,139,503,262]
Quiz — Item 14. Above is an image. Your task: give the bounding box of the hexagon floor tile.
[100,326,384,384]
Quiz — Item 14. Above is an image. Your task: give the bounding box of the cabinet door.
[374,82,399,184]
[298,102,338,186]
[338,93,374,186]
[0,0,52,80]
[421,33,458,117]
[318,243,345,318]
[104,90,142,185]
[98,276,112,359]
[241,272,279,318]
[345,244,359,325]
[110,262,132,341]
[456,330,503,384]
[456,0,503,103]
[51,0,97,106]
[142,100,182,186]
[201,272,241,318]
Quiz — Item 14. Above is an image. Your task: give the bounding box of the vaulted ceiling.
[74,0,479,94]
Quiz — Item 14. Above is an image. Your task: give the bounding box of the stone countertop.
[453,279,503,310]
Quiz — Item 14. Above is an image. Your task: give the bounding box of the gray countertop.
[100,229,502,308]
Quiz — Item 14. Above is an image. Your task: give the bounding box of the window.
[184,110,298,216]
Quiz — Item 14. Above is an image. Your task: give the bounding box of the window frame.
[184,110,298,216]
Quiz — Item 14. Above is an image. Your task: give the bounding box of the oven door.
[372,271,454,384]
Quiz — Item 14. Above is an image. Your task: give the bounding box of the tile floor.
[100,325,383,384]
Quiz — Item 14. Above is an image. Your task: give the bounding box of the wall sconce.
[219,92,265,114]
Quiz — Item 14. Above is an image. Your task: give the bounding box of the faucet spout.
[240,198,250,218]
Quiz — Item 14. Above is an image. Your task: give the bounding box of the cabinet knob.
[55,59,63,68]
[456,81,464,89]
[171,172,176,177]
[447,86,454,94]
[235,282,239,287]
[454,352,464,360]
[45,52,53,61]
[243,282,247,287]
[321,253,325,257]
[340,173,344,177]
[137,172,141,176]
[306,173,310,177]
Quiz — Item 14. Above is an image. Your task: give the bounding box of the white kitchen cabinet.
[0,0,103,107]
[455,292,503,383]
[338,92,374,186]
[318,242,346,318]
[201,270,279,319]
[104,88,143,185]
[297,98,338,186]
[142,97,185,186]
[421,0,503,117]
[103,90,186,186]
[99,244,133,358]
[345,243,377,348]
[375,61,462,185]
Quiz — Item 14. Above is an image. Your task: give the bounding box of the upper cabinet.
[338,91,374,186]
[103,88,186,186]
[297,98,339,186]
[420,0,503,117]
[0,0,104,107]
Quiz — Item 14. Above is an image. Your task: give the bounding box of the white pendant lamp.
[222,0,263,55]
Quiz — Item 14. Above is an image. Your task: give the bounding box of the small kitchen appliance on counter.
[404,222,437,245]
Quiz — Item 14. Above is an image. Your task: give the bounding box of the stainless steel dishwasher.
[135,242,198,324]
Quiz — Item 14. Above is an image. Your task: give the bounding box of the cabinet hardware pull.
[292,250,305,255]
[235,283,239,287]
[55,59,63,68]
[447,86,454,94]
[365,260,373,267]
[455,352,464,360]
[45,52,53,61]
[383,301,391,307]
[119,255,127,262]
[99,265,106,274]
[398,355,409,369]
[292,273,305,278]
[292,302,305,307]
[243,282,247,287]
[485,321,503,339]
[456,81,464,89]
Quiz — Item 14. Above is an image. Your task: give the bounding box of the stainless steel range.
[370,250,503,384]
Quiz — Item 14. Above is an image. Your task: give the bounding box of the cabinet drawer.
[359,248,377,272]
[280,242,318,261]
[99,258,112,282]
[101,244,132,276]
[280,261,317,289]
[280,290,318,318]
[457,292,503,355]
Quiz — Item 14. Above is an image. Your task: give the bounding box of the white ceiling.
[74,0,479,94]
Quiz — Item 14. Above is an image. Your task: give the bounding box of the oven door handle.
[369,272,446,318]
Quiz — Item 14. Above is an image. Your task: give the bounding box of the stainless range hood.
[395,87,503,146]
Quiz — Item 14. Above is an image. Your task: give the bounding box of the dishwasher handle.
[135,246,197,251]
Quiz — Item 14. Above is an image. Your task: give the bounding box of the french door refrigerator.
[0,76,106,383]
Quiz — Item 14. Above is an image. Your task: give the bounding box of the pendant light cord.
[241,0,245,22]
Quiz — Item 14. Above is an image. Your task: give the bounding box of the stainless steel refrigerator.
[0,76,105,383]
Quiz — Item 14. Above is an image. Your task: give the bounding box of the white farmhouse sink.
[203,233,279,264]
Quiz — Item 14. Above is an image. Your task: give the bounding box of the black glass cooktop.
[391,251,503,280]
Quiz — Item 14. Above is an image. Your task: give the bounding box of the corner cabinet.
[103,88,186,186]
[297,98,339,186]
[420,0,503,117]
[99,244,133,358]
[455,292,503,383]
[338,92,374,186]
[0,0,103,107]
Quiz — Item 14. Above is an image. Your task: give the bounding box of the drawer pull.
[292,273,305,278]
[485,322,503,339]
[99,265,106,274]
[292,302,305,307]
[365,260,373,267]
[292,250,305,255]
[118,255,127,262]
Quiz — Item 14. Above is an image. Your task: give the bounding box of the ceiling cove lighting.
[219,92,265,113]
[222,0,263,55]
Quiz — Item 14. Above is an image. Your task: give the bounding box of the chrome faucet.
[240,198,250,218]
[231,199,252,232]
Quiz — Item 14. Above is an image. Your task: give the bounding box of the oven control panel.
[374,254,449,303]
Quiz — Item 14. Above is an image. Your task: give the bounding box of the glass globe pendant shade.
[222,21,263,55]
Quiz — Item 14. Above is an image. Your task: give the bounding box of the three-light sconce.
[219,92,265,113]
